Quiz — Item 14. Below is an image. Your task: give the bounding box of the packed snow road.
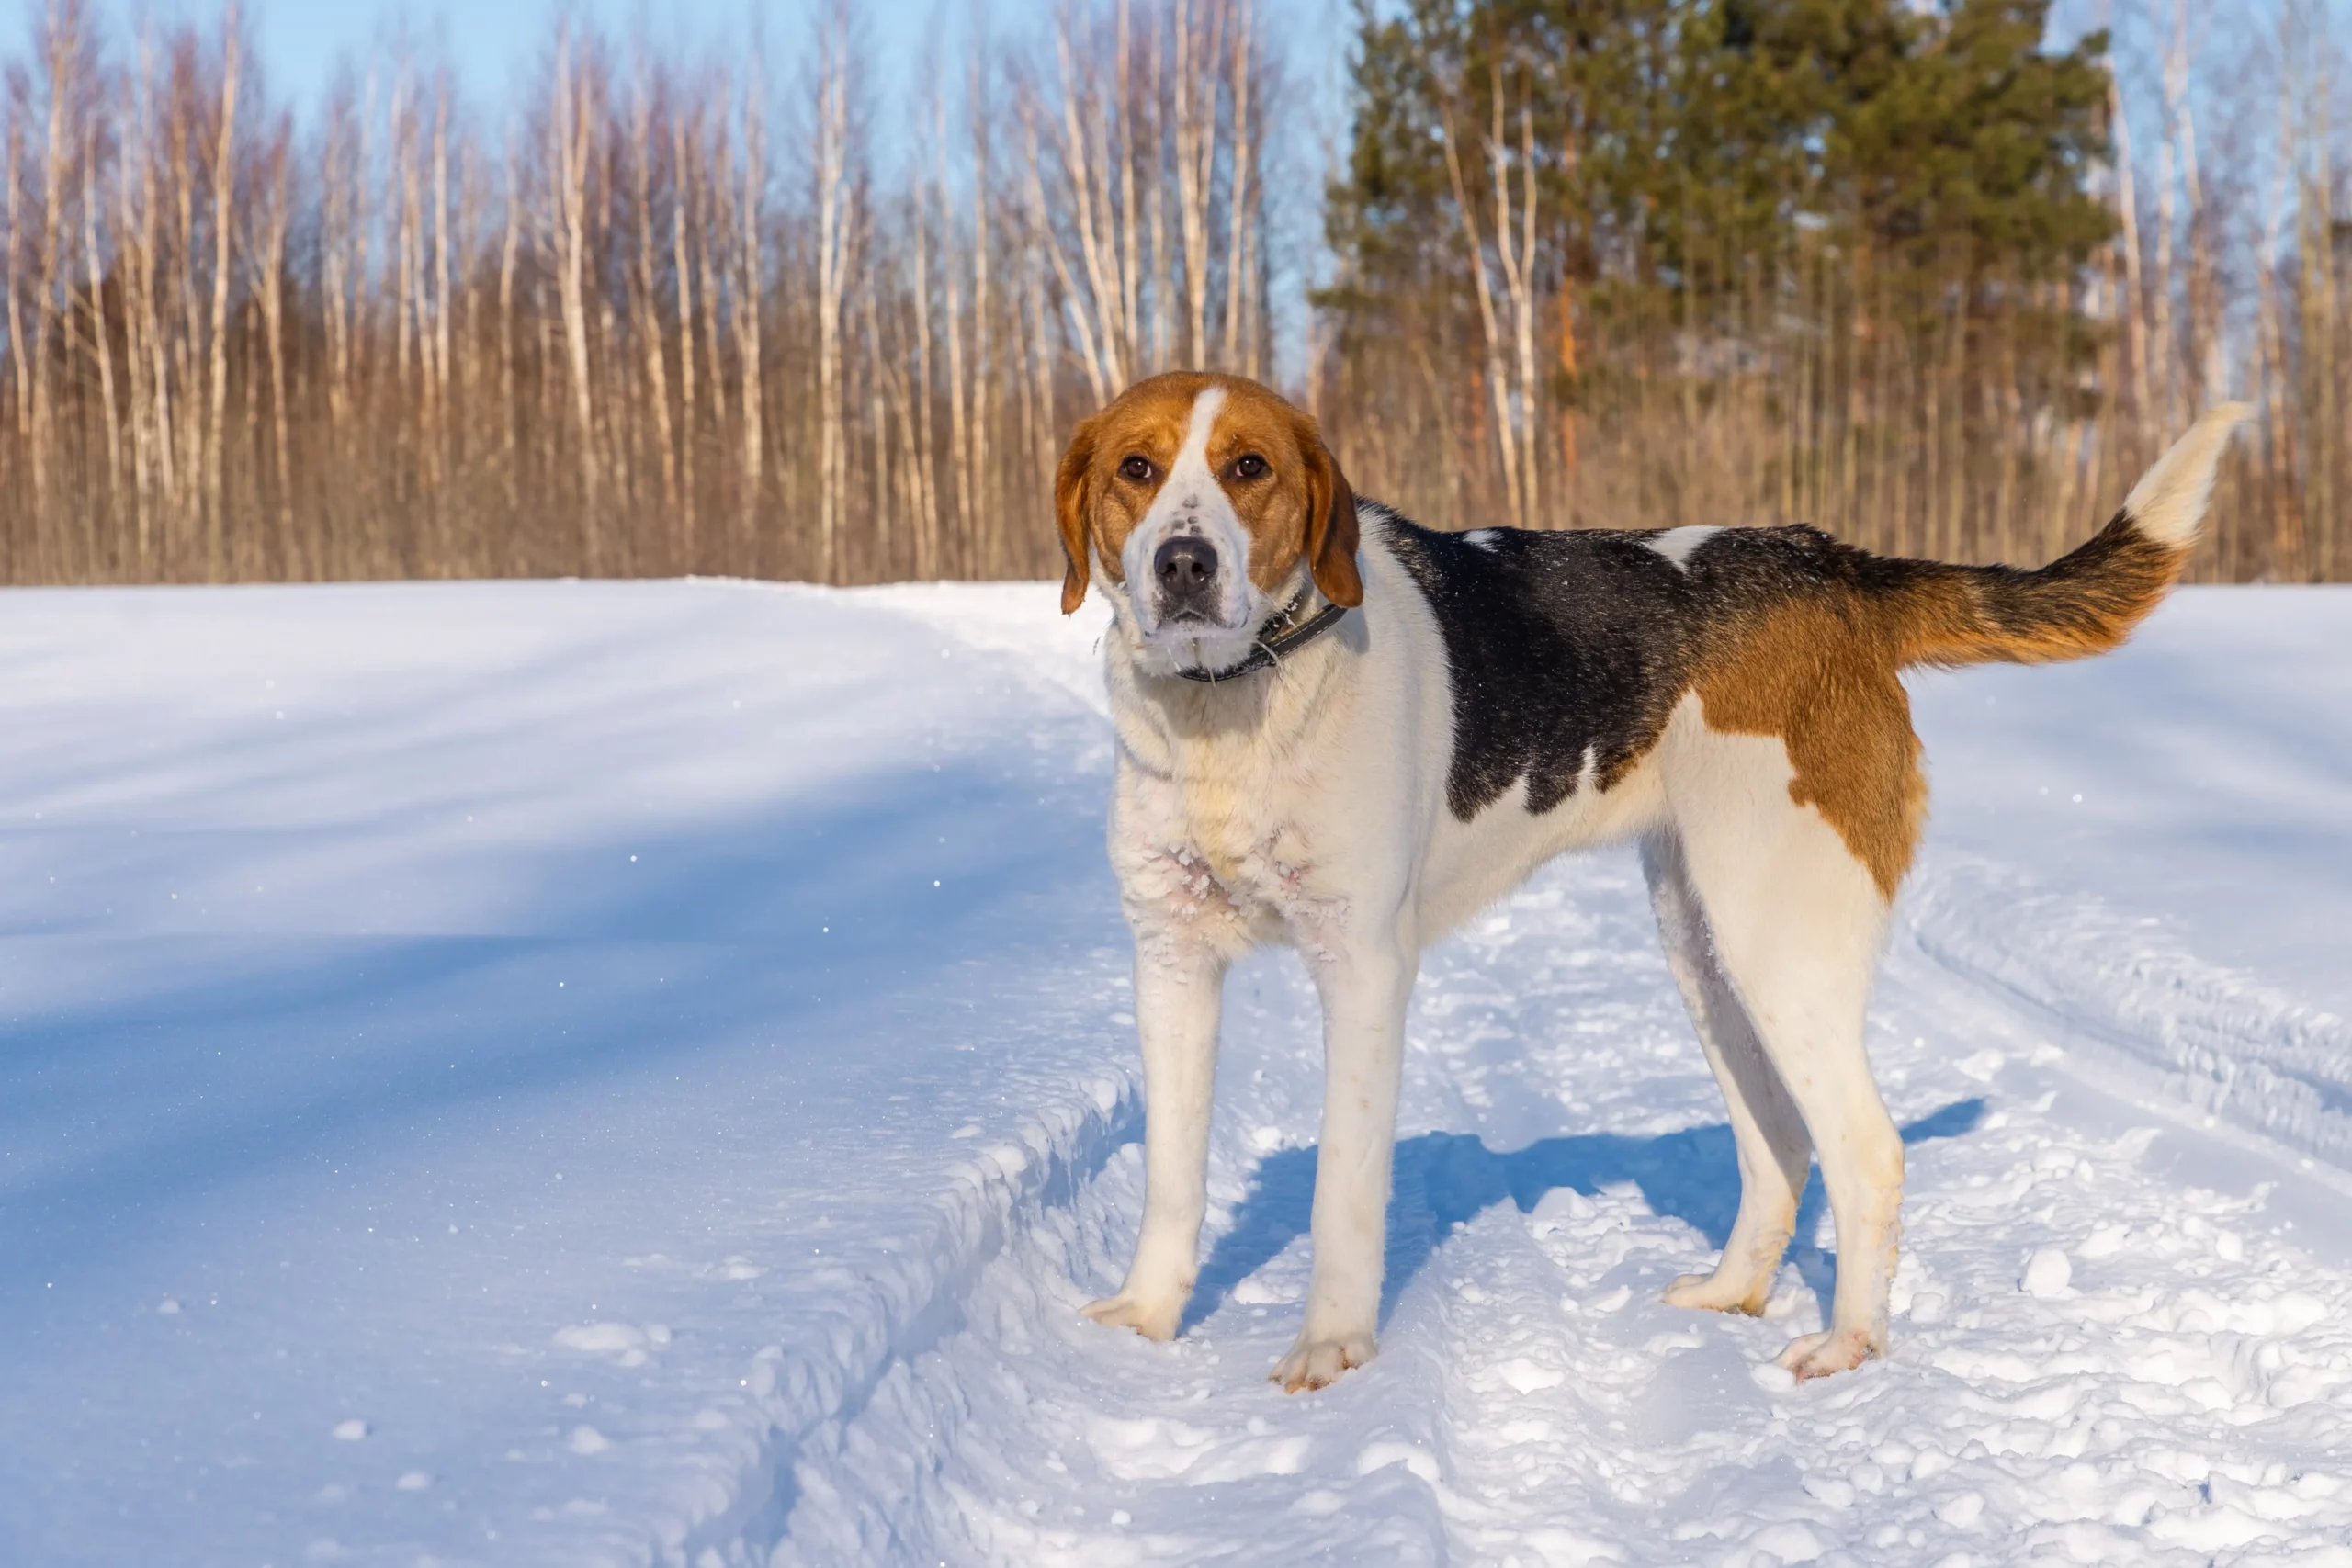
[1,580,2347,1566]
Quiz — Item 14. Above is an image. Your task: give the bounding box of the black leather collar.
[1175,592,1351,683]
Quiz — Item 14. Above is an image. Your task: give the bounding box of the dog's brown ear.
[1054,414,1099,615]
[1295,412,1363,608]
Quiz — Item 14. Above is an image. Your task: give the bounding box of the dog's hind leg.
[1667,729,1905,1380]
[1642,830,1811,1317]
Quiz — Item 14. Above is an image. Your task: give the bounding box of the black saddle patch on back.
[1383,516,1704,818]
[1379,513,1864,822]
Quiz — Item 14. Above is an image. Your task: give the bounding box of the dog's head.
[1055,373,1360,672]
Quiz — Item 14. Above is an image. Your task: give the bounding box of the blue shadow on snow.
[1182,1097,1985,1331]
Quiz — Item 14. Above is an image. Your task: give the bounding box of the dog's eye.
[1231,454,1268,480]
[1118,455,1155,482]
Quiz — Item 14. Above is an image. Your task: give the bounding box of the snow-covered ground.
[2,579,2347,1567]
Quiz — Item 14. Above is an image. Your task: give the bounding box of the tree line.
[0,0,1278,584]
[0,0,2345,587]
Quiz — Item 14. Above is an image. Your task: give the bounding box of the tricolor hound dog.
[1055,371,2245,1391]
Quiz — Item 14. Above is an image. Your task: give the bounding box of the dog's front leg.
[1083,939,1227,1342]
[1273,931,1414,1393]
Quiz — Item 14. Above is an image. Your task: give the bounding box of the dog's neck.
[1101,577,1356,770]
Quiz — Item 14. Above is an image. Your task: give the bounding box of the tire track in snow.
[1906,852,2352,1173]
[675,1060,1146,1567]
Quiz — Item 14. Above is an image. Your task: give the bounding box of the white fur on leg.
[1643,831,1812,1317]
[1083,943,1227,1342]
[1273,933,1416,1393]
[1662,706,1904,1378]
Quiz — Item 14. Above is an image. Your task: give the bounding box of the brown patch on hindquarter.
[1694,598,1927,902]
[1688,515,2185,898]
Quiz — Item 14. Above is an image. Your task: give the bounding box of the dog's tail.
[1883,403,2249,671]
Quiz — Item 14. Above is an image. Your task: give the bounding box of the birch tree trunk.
[735,67,764,567]
[1440,101,1521,531]
[551,28,602,566]
[202,14,238,581]
[814,9,853,584]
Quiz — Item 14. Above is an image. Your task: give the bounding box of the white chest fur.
[1108,705,1354,964]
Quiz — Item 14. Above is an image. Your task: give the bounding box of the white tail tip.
[2120,402,2251,547]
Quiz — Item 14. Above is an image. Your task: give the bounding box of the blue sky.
[130,0,1351,157]
[157,1,970,113]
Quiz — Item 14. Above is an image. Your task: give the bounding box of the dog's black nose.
[1154,536,1220,608]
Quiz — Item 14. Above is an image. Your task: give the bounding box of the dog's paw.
[1661,1269,1770,1316]
[1270,1330,1376,1393]
[1080,1292,1183,1342]
[1774,1326,1880,1381]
